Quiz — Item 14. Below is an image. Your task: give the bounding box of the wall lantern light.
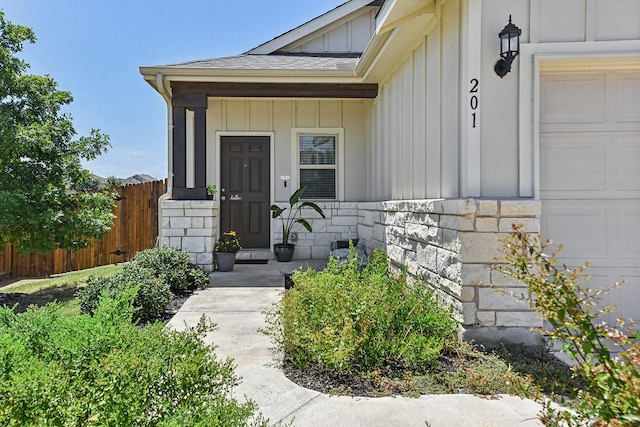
[494,15,521,78]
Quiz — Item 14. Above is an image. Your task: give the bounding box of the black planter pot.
[273,243,295,262]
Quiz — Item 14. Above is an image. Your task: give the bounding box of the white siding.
[365,0,460,201]
[205,99,369,202]
[281,8,376,53]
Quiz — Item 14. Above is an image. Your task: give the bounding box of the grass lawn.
[0,264,122,315]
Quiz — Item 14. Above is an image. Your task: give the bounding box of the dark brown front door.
[220,136,270,248]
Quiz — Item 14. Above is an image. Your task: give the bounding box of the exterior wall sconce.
[494,15,521,78]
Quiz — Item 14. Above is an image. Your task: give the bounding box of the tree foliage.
[0,11,115,253]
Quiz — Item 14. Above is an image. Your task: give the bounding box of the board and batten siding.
[479,0,640,198]
[204,99,369,202]
[365,0,459,201]
[281,7,377,54]
[366,0,640,201]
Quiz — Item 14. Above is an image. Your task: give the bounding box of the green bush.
[0,289,266,426]
[78,263,173,321]
[263,249,457,373]
[133,246,209,293]
[497,225,640,426]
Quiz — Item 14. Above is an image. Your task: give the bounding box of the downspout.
[156,72,172,245]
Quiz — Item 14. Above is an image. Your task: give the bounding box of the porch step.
[235,249,273,261]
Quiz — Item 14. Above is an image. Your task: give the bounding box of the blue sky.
[2,0,346,179]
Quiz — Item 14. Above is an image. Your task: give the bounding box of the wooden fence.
[0,180,165,278]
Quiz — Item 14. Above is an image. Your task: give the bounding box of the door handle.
[230,195,242,201]
[221,196,226,201]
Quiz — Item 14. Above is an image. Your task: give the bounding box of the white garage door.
[540,69,640,324]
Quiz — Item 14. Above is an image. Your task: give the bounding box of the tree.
[0,11,115,253]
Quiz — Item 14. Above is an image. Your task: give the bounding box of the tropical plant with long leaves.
[270,185,325,245]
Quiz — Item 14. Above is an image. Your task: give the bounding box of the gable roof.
[247,0,381,55]
[153,53,360,72]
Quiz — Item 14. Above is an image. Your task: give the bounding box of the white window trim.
[290,128,345,201]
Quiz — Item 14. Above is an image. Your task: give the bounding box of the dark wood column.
[172,93,207,200]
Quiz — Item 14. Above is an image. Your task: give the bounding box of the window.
[298,135,336,199]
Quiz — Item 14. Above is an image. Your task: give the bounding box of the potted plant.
[206,184,217,200]
[214,230,241,271]
[270,185,325,262]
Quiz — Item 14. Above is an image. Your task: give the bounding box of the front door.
[220,136,270,248]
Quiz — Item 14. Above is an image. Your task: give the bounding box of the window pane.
[299,136,335,165]
[300,169,335,199]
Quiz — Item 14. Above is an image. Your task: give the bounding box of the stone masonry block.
[476,217,498,232]
[461,286,475,302]
[293,246,311,260]
[361,209,381,225]
[476,311,496,326]
[434,199,476,215]
[462,302,477,325]
[162,217,171,228]
[478,287,529,310]
[185,208,215,217]
[490,270,527,287]
[387,244,405,264]
[170,217,192,229]
[439,215,474,231]
[459,232,504,263]
[202,237,216,252]
[437,248,460,282]
[187,228,215,237]
[338,202,358,209]
[499,218,539,233]
[192,217,204,228]
[190,200,217,208]
[438,277,462,299]
[417,244,438,272]
[331,216,358,226]
[161,200,188,209]
[357,225,373,241]
[406,222,437,243]
[461,264,490,287]
[312,245,329,259]
[441,228,460,252]
[326,225,351,233]
[373,224,386,242]
[336,208,358,217]
[169,237,181,248]
[499,200,541,217]
[182,237,205,253]
[196,252,214,265]
[163,228,185,237]
[477,200,499,216]
[496,311,543,327]
[162,208,184,217]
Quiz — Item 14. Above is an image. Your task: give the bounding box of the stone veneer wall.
[159,196,543,329]
[160,199,218,272]
[159,200,360,270]
[278,202,360,260]
[357,199,543,328]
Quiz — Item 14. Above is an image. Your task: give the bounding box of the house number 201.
[469,78,479,128]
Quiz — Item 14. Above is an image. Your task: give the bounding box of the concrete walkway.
[168,261,544,427]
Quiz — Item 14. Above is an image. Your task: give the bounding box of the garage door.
[540,69,640,324]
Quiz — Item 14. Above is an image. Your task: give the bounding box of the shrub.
[496,225,640,426]
[133,246,209,293]
[0,289,266,426]
[263,249,457,373]
[78,263,173,321]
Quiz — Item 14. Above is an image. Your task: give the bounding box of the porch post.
[171,93,208,200]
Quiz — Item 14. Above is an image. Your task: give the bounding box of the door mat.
[235,259,269,265]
